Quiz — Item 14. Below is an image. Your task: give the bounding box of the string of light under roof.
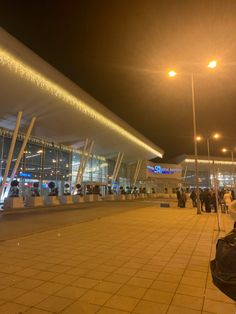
[0,48,163,158]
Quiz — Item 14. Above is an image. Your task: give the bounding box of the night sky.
[1,0,236,161]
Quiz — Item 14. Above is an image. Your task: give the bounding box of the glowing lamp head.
[196,136,202,142]
[222,148,227,153]
[208,60,217,69]
[168,70,177,78]
[213,133,220,139]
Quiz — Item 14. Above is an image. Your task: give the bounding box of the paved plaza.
[0,202,235,314]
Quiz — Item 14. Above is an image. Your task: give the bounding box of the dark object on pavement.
[9,180,19,197]
[32,182,40,196]
[160,203,170,208]
[48,181,55,190]
[210,229,236,301]
[11,180,19,187]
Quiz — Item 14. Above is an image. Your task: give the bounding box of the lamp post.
[190,72,201,214]
[168,60,217,215]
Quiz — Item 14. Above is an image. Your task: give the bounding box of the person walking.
[224,190,232,212]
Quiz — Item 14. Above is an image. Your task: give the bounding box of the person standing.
[190,189,197,207]
[177,188,181,207]
[199,189,204,211]
[211,191,217,213]
[224,190,232,212]
[203,188,211,213]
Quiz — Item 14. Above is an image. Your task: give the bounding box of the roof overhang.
[0,28,164,162]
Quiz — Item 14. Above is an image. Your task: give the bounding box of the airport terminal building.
[177,155,236,189]
[0,28,164,199]
[2,29,234,201]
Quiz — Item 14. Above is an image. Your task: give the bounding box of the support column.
[132,161,139,186]
[113,152,124,183]
[72,139,88,194]
[133,160,142,186]
[111,152,121,183]
[0,112,22,200]
[5,117,36,197]
[183,166,188,187]
[77,140,94,185]
[132,160,141,186]
[74,139,88,186]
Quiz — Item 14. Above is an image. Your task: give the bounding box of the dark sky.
[1,0,236,161]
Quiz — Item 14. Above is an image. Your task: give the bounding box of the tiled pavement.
[0,204,235,314]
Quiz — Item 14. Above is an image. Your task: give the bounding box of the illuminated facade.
[176,155,236,188]
[130,161,182,193]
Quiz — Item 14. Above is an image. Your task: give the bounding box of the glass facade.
[0,129,111,198]
[180,158,236,189]
[71,152,108,186]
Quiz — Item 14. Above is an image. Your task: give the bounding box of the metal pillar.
[0,135,5,186]
[111,152,121,182]
[78,141,94,185]
[207,138,211,187]
[113,152,124,183]
[5,117,36,197]
[132,160,140,186]
[231,151,234,189]
[183,166,188,187]
[212,159,222,231]
[39,146,45,195]
[191,73,201,214]
[133,160,142,186]
[74,139,88,187]
[0,112,22,200]
[72,139,89,194]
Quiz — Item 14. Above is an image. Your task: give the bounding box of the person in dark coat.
[199,188,204,211]
[176,189,181,207]
[203,188,211,212]
[211,191,217,213]
[190,189,197,207]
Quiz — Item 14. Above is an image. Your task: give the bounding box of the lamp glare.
[208,60,217,69]
[168,70,177,78]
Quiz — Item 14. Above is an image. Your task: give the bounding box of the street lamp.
[168,60,217,215]
[168,70,177,78]
[208,60,217,69]
[213,133,220,139]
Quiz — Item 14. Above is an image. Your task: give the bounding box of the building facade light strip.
[0,48,163,158]
[184,158,236,165]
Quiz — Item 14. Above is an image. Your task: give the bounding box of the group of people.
[118,186,147,195]
[188,188,235,212]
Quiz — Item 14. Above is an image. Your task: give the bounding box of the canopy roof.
[0,28,164,162]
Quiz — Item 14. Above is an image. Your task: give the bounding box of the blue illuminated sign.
[147,165,181,175]
[19,172,32,178]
